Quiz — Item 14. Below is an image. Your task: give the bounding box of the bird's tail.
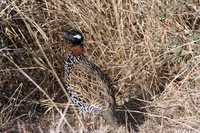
[102,107,118,126]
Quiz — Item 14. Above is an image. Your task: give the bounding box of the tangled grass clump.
[0,0,200,132]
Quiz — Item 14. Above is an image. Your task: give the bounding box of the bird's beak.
[63,31,70,40]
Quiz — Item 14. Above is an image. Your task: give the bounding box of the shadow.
[115,95,147,132]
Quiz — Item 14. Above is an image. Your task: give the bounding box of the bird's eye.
[73,34,82,39]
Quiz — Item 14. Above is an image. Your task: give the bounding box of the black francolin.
[63,29,117,125]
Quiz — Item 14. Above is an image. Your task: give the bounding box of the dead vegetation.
[0,0,200,132]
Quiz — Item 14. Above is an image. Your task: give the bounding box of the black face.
[63,29,84,46]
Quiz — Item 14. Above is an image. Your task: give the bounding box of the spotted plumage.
[63,29,117,125]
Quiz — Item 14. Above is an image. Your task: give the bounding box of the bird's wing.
[67,59,113,110]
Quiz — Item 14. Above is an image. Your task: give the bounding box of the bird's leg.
[81,112,89,133]
[83,113,87,128]
[100,116,103,127]
[99,115,104,128]
[79,111,88,131]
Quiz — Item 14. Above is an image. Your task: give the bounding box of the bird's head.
[63,29,84,47]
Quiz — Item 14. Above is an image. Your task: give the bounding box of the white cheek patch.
[73,34,82,39]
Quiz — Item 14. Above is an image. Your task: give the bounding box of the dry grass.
[0,0,200,132]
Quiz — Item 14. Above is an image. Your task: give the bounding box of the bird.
[63,29,118,126]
